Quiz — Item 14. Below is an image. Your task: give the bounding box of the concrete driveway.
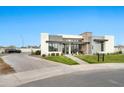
[2,53,67,73]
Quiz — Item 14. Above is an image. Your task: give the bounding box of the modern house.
[41,32,115,56]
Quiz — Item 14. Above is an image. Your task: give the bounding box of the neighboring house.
[41,32,115,56]
[0,48,5,54]
[20,45,40,53]
[20,48,40,53]
[115,45,124,53]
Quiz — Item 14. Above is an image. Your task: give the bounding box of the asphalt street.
[20,69,124,87]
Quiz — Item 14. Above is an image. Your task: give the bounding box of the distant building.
[115,45,124,53]
[41,32,115,56]
[0,48,5,54]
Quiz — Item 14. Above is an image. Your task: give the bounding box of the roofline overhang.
[46,41,90,45]
[94,39,108,43]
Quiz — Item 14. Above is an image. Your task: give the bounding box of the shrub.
[31,50,41,55]
[79,51,84,55]
[35,50,41,55]
[31,50,35,55]
[2,52,4,54]
[61,53,64,56]
[42,54,46,57]
[119,50,122,54]
[56,53,59,56]
[107,53,110,55]
[48,53,51,56]
[114,51,123,55]
[51,53,55,56]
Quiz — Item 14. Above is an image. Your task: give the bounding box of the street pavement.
[19,69,124,87]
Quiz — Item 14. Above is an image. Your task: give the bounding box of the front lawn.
[43,56,79,65]
[75,54,124,64]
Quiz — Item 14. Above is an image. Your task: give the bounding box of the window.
[101,43,104,51]
[49,43,59,52]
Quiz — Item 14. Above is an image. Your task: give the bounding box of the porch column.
[64,44,66,54]
[86,43,89,54]
[69,43,71,54]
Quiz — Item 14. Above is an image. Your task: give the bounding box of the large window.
[49,43,59,52]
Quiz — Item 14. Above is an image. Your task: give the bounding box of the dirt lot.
[0,58,15,75]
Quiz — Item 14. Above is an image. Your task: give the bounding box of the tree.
[7,45,16,49]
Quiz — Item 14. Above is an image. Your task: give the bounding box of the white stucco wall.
[91,36,104,54]
[91,36,115,54]
[104,35,115,53]
[92,42,102,54]
[20,48,40,53]
[41,33,49,55]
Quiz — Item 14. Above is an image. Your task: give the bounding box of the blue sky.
[0,6,124,47]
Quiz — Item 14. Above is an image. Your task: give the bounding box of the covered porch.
[46,41,90,55]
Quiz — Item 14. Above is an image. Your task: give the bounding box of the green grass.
[75,54,124,64]
[43,56,79,65]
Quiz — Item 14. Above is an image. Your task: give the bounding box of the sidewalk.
[71,63,124,71]
[65,55,88,65]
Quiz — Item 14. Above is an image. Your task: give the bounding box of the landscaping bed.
[75,54,124,64]
[43,56,79,65]
[0,58,15,75]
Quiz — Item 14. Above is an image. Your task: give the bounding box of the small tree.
[7,45,16,49]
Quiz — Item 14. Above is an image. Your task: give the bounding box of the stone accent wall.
[80,32,92,54]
